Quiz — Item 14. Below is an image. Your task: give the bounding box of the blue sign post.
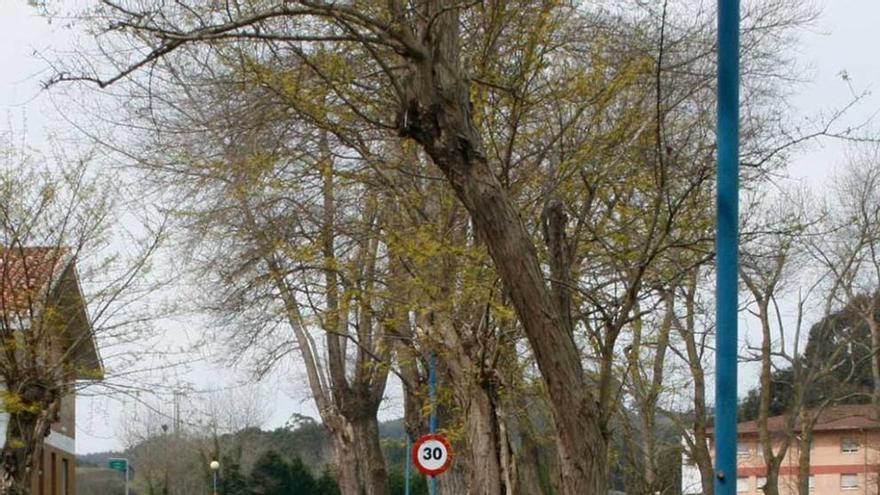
[715,1,741,494]
[428,353,438,495]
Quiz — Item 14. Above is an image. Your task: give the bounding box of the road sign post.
[428,353,437,495]
[108,458,130,495]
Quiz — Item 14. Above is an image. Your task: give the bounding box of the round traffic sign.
[412,433,453,476]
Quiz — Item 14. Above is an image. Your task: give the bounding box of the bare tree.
[811,146,880,406]
[0,137,163,494]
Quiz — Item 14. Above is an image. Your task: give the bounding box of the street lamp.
[210,460,220,495]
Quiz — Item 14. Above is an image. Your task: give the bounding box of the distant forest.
[76,416,427,495]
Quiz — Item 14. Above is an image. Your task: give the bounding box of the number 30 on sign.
[412,433,453,476]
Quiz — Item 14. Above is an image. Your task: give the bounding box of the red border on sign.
[412,433,453,476]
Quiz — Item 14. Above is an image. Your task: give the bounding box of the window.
[50,453,56,495]
[757,476,767,489]
[736,476,750,493]
[737,441,751,458]
[809,475,815,490]
[841,473,859,490]
[842,437,860,454]
[61,458,68,495]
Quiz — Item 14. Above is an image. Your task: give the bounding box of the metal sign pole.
[715,0,741,494]
[429,353,438,495]
[124,464,129,495]
[405,434,412,495]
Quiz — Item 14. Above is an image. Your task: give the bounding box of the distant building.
[681,430,705,495]
[684,404,880,495]
[0,247,103,495]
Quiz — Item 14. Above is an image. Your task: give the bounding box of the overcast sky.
[1,1,879,454]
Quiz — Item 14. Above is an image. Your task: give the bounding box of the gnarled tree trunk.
[460,375,506,495]
[330,415,389,495]
[396,7,607,490]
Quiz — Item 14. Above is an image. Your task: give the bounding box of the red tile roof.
[734,404,880,435]
[0,246,102,379]
[0,247,68,314]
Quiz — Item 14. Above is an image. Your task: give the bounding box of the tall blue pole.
[405,434,412,495]
[429,353,438,495]
[715,1,740,494]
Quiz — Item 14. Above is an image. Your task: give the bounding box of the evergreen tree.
[249,451,316,495]
[314,468,341,495]
[219,457,249,495]
[288,456,317,494]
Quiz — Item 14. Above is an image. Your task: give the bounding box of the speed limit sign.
[412,433,453,476]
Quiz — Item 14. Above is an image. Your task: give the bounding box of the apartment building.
[684,404,880,494]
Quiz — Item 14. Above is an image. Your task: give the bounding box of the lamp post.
[210,460,220,495]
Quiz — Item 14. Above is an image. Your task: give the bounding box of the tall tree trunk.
[742,268,795,495]
[438,313,507,495]
[438,305,507,495]
[757,298,783,495]
[396,3,606,492]
[437,456,470,495]
[331,416,390,495]
[400,77,607,495]
[691,435,714,495]
[675,271,713,495]
[464,385,506,495]
[796,414,812,495]
[762,464,781,495]
[867,317,880,407]
[256,168,391,495]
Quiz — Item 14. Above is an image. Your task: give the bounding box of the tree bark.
[464,385,506,495]
[867,316,880,407]
[796,413,812,495]
[762,465,781,495]
[432,310,507,495]
[331,416,390,495]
